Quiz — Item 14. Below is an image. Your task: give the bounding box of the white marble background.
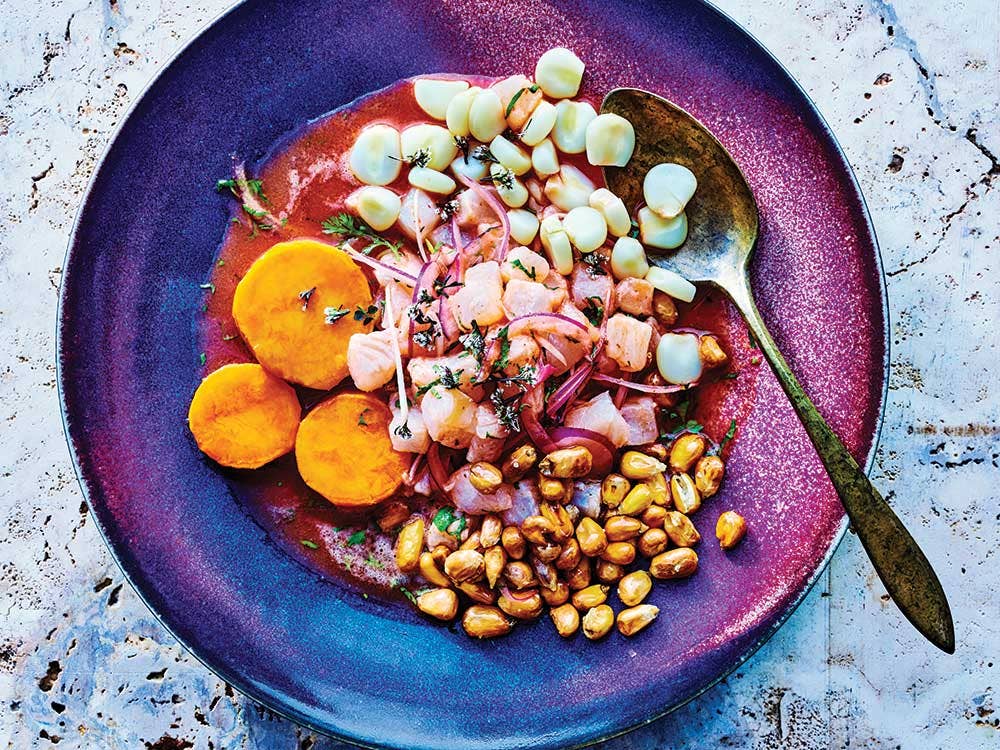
[0,0,997,748]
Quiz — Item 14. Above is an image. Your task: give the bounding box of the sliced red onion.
[545,363,595,418]
[521,405,556,453]
[426,443,450,491]
[450,215,462,256]
[671,326,711,338]
[343,247,418,283]
[500,585,538,602]
[550,427,615,476]
[613,382,629,409]
[592,373,692,393]
[455,173,510,261]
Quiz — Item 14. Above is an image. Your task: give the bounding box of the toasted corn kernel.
[650,548,699,579]
[695,455,725,498]
[469,462,504,494]
[539,446,593,478]
[620,450,667,480]
[377,501,410,532]
[669,433,706,473]
[620,484,653,516]
[641,505,668,529]
[484,545,506,588]
[699,335,728,368]
[643,370,679,408]
[462,605,513,638]
[582,604,614,640]
[550,603,581,637]
[502,526,526,559]
[480,514,502,548]
[532,557,559,590]
[565,557,592,590]
[555,538,582,571]
[460,530,483,551]
[618,570,652,607]
[458,580,496,604]
[430,544,450,564]
[637,528,669,558]
[595,558,625,583]
[521,515,556,545]
[652,290,678,327]
[644,472,670,506]
[716,511,747,550]
[444,549,485,583]
[604,515,645,541]
[540,502,574,541]
[663,511,701,547]
[504,561,537,590]
[533,542,562,563]
[601,474,630,507]
[416,588,458,620]
[419,551,451,587]
[575,517,608,557]
[641,443,669,462]
[395,517,424,573]
[670,473,702,514]
[498,588,544,619]
[501,444,538,483]
[601,541,636,566]
[538,475,570,503]
[571,584,609,610]
[617,604,659,636]
[541,580,570,606]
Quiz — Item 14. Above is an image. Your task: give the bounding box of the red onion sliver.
[427,443,450,491]
[670,326,710,338]
[521,405,556,453]
[343,247,418,283]
[455,173,510,261]
[549,427,615,476]
[592,373,693,393]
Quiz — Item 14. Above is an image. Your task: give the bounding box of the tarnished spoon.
[602,88,954,653]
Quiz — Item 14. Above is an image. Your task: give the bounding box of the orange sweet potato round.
[295,392,410,508]
[188,363,301,469]
[232,239,372,390]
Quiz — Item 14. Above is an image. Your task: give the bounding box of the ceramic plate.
[58,0,888,747]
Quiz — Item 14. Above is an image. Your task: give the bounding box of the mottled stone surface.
[0,0,996,747]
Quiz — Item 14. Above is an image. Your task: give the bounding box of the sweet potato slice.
[295,392,410,508]
[188,363,301,469]
[232,239,372,390]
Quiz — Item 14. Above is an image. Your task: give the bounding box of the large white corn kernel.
[610,237,650,279]
[540,215,574,275]
[645,266,696,302]
[585,113,636,167]
[349,186,401,231]
[349,124,402,186]
[589,189,631,236]
[656,333,703,385]
[445,86,481,137]
[519,100,558,146]
[400,124,457,171]
[531,138,560,178]
[563,206,608,253]
[534,47,585,99]
[450,154,489,182]
[408,167,457,195]
[414,78,470,120]
[490,164,528,208]
[638,206,688,250]
[643,163,697,218]
[544,164,595,210]
[552,100,597,154]
[469,89,506,142]
[490,135,532,175]
[507,209,540,245]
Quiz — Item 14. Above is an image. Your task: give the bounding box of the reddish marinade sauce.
[196,76,756,601]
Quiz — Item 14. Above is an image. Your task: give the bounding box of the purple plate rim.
[55,0,891,746]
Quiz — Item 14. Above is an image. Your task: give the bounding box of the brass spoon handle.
[725,277,955,653]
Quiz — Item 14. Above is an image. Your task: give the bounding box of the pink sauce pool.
[196,77,758,598]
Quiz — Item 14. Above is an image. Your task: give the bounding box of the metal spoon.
[602,88,954,653]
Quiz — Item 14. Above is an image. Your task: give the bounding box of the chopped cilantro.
[716,420,738,454]
[511,258,536,279]
[322,213,402,257]
[459,321,486,363]
[398,585,418,604]
[582,295,605,326]
[346,530,366,546]
[298,286,316,310]
[493,327,511,371]
[198,352,206,366]
[432,507,466,537]
[300,539,319,550]
[357,408,371,426]
[354,303,381,326]
[324,306,350,324]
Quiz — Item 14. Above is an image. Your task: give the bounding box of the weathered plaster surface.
[0,0,996,747]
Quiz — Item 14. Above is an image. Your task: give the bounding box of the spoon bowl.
[601,87,955,654]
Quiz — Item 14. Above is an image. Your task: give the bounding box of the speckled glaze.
[57,1,888,748]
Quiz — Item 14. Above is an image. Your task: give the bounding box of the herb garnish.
[582,295,605,326]
[660,420,704,441]
[438,198,458,221]
[346,530,366,546]
[199,282,216,294]
[454,135,470,163]
[432,507,467,538]
[472,145,497,163]
[398,147,432,168]
[493,327,511,371]
[433,365,463,390]
[511,258,536,279]
[354,302,381,326]
[493,364,537,389]
[714,420,738,455]
[300,539,319,550]
[298,286,316,310]
[324,306,350,324]
[490,389,523,433]
[394,421,413,439]
[322,213,402,257]
[504,85,536,118]
[198,352,206,366]
[357,408,371,426]
[398,585,418,604]
[582,252,607,276]
[433,274,462,297]
[629,219,641,239]
[459,321,486,363]
[216,177,266,200]
[482,167,514,191]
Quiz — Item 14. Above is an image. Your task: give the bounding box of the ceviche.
[188,47,747,640]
